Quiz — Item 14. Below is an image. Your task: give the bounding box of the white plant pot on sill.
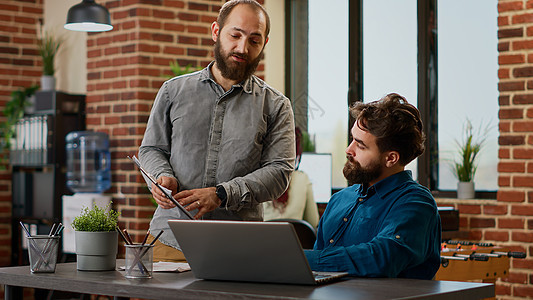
[457,181,475,199]
[40,75,55,91]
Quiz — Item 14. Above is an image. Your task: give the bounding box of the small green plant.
[38,31,61,76]
[301,130,315,152]
[163,61,201,79]
[452,119,489,182]
[71,202,120,232]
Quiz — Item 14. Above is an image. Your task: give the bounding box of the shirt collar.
[354,170,414,198]
[372,170,414,198]
[199,61,254,94]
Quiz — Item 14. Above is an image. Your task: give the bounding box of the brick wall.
[495,0,533,298]
[0,0,42,268]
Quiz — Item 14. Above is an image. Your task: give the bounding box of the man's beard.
[343,155,383,185]
[214,39,263,83]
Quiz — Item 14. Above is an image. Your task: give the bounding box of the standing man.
[139,0,295,262]
[305,93,441,279]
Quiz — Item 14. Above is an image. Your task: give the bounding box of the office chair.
[267,219,317,249]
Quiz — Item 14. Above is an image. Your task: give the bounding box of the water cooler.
[62,131,112,253]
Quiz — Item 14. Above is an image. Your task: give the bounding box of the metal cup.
[27,235,60,273]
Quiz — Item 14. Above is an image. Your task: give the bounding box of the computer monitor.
[298,153,332,203]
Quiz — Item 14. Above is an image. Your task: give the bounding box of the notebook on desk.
[167,219,348,285]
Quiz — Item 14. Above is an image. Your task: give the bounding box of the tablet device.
[128,155,194,220]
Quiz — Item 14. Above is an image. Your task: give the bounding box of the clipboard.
[128,155,194,220]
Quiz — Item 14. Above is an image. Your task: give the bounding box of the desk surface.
[0,262,494,300]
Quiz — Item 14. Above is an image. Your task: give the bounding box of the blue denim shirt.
[139,62,295,249]
[304,171,441,279]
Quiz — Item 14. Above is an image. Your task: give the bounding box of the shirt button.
[395,235,401,239]
[358,198,363,202]
[343,218,348,222]
[329,239,334,244]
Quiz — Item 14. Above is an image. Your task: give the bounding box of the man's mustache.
[229,52,248,61]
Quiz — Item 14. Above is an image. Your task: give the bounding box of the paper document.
[119,262,191,273]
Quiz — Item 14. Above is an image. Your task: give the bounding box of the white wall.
[263,0,285,94]
[43,0,87,94]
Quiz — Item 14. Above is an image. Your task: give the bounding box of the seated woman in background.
[263,128,320,228]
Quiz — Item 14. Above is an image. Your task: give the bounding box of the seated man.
[304,93,441,279]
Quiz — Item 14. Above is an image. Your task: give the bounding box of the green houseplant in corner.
[72,202,120,271]
[37,30,61,91]
[452,119,488,199]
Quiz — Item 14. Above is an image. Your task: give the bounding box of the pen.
[141,230,150,246]
[116,226,131,245]
[123,229,134,244]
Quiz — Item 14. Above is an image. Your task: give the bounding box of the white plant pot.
[40,75,56,91]
[75,231,118,271]
[457,181,475,199]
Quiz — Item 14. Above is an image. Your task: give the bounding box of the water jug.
[66,131,111,193]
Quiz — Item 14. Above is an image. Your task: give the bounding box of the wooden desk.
[0,262,494,300]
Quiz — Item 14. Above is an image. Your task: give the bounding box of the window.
[287,0,498,197]
[437,0,498,191]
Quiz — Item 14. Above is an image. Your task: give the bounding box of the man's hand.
[175,187,222,219]
[151,176,179,209]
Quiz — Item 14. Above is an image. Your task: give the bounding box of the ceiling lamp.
[64,0,113,32]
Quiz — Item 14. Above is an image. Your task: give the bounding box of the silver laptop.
[167,219,348,285]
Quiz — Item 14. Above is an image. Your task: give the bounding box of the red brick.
[513,176,533,187]
[498,162,525,173]
[495,283,511,296]
[513,258,533,269]
[485,230,509,241]
[499,68,510,79]
[499,108,523,119]
[457,204,481,214]
[470,218,495,228]
[499,81,525,91]
[499,135,525,145]
[505,271,528,284]
[499,217,525,229]
[484,205,508,215]
[512,231,533,243]
[500,54,525,64]
[164,0,185,8]
[499,41,510,52]
[498,190,526,202]
[153,9,174,19]
[499,1,523,12]
[514,93,533,104]
[513,121,533,132]
[511,205,533,216]
[178,12,198,22]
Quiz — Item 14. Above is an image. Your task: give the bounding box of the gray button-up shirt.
[139,62,295,249]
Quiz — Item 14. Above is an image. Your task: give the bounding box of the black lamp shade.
[64,0,113,32]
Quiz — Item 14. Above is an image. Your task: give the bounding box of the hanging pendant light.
[64,0,113,32]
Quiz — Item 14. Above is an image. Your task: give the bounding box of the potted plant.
[71,202,120,271]
[37,31,61,91]
[452,119,488,199]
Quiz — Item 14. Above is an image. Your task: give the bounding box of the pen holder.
[124,244,154,279]
[27,235,60,273]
